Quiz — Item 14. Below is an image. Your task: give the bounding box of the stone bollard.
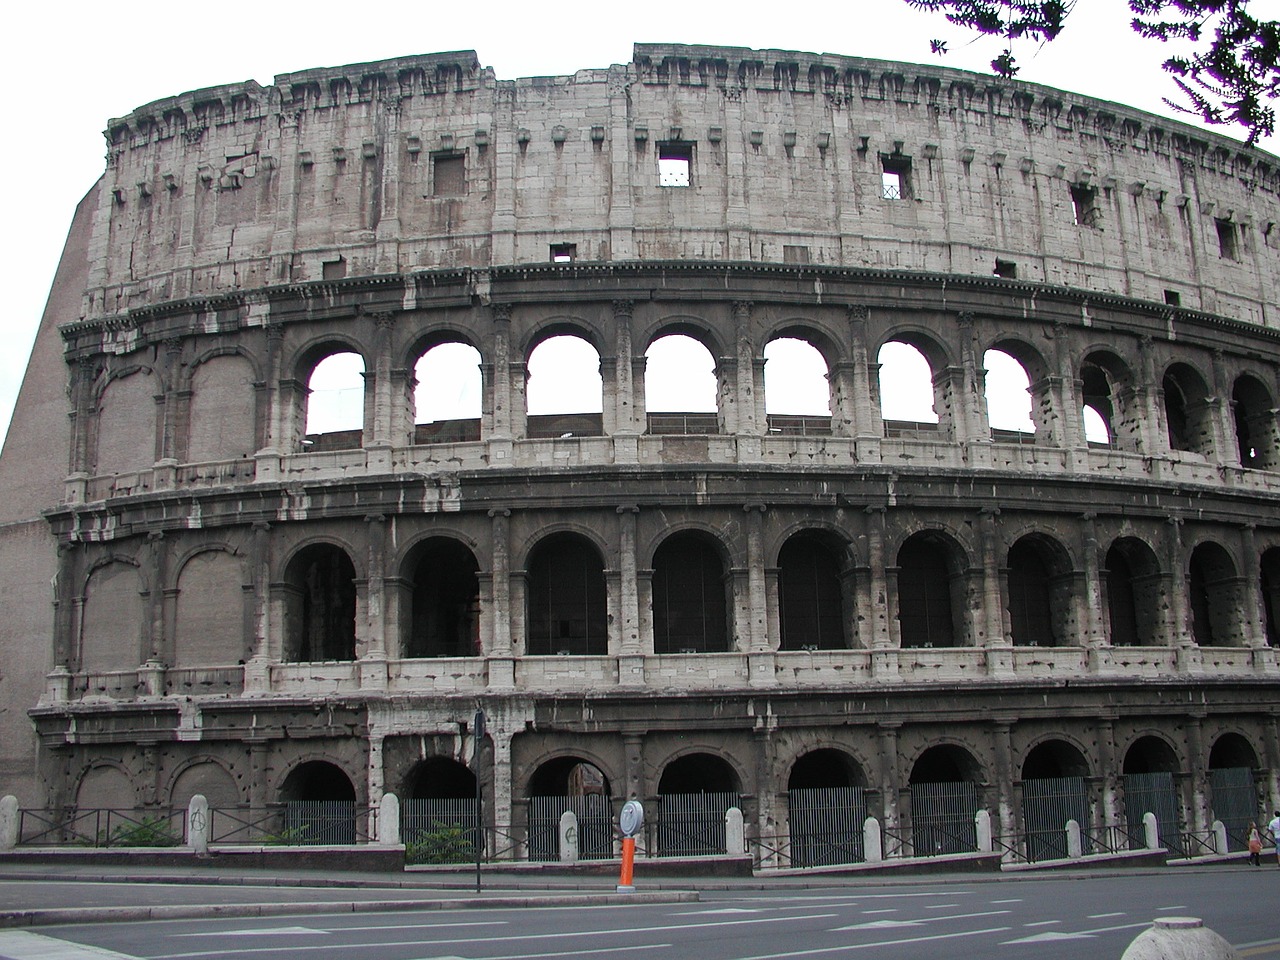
[559,810,579,863]
[725,807,745,855]
[975,809,993,853]
[187,794,209,855]
[379,793,401,845]
[0,795,18,850]
[1120,917,1240,960]
[1066,818,1083,859]
[1211,819,1228,855]
[1143,812,1160,850]
[863,816,883,863]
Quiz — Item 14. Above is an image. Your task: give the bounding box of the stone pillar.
[187,794,209,855]
[160,337,184,463]
[611,300,641,437]
[978,507,1007,650]
[487,509,514,687]
[745,503,770,656]
[1241,524,1266,647]
[1211,349,1241,469]
[717,355,740,436]
[1080,513,1107,650]
[366,733,386,810]
[623,733,646,853]
[68,357,96,481]
[374,101,404,273]
[367,312,396,450]
[733,301,762,438]
[725,807,746,856]
[485,305,513,442]
[990,720,1019,856]
[617,505,644,686]
[846,305,881,455]
[1136,336,1167,456]
[877,723,902,845]
[955,311,991,460]
[257,321,287,458]
[145,532,167,665]
[490,728,513,851]
[363,515,388,662]
[1096,717,1121,835]
[1165,517,1193,650]
[863,817,883,862]
[1186,715,1208,835]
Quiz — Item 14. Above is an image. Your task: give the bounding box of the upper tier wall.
[85,43,1280,325]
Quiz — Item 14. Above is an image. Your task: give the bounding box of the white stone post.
[1066,818,1083,859]
[1211,819,1228,855]
[187,794,209,855]
[559,810,579,863]
[1143,811,1160,849]
[379,793,401,845]
[975,809,993,853]
[1121,918,1241,960]
[863,816,883,863]
[725,807,745,856]
[0,795,19,850]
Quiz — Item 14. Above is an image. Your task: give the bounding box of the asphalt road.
[1,868,1276,960]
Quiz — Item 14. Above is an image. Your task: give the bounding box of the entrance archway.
[656,754,741,857]
[787,749,868,866]
[526,757,612,862]
[907,746,982,856]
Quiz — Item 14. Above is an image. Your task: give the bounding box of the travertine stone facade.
[3,44,1280,863]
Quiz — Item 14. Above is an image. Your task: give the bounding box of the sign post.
[473,709,486,894]
[617,799,644,893]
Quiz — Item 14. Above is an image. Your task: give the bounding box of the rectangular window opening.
[432,153,466,197]
[1216,218,1239,260]
[783,245,810,264]
[1164,289,1181,307]
[322,258,347,281]
[1070,183,1099,226]
[550,243,577,263]
[880,155,912,200]
[994,259,1017,279]
[658,142,692,187]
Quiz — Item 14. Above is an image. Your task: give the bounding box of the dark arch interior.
[1189,542,1237,647]
[526,532,607,655]
[1262,547,1280,646]
[658,753,740,794]
[897,534,958,648]
[1209,734,1259,770]
[284,544,357,662]
[909,745,979,784]
[1007,538,1055,647]
[1123,736,1180,774]
[1232,375,1275,469]
[788,749,865,790]
[528,757,610,797]
[279,760,356,802]
[405,758,477,800]
[652,532,728,654]
[406,538,480,658]
[1022,740,1089,780]
[778,533,846,651]
[1105,538,1161,647]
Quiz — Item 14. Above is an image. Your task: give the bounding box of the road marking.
[860,909,897,915]
[1002,920,1150,945]
[408,944,675,960]
[175,920,499,937]
[991,899,1022,904]
[1024,920,1062,927]
[1157,905,1190,912]
[676,908,761,914]
[836,909,1011,931]
[177,927,328,937]
[1088,912,1126,919]
[724,926,1014,959]
[0,931,145,960]
[151,913,842,959]
[924,903,960,909]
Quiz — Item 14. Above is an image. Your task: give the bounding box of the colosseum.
[1,42,1278,865]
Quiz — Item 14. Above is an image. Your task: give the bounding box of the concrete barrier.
[1120,917,1240,959]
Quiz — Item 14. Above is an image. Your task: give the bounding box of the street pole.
[473,709,486,894]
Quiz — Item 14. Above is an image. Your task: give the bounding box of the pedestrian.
[1248,822,1263,866]
[1269,811,1280,866]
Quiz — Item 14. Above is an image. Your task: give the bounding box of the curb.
[0,891,699,928]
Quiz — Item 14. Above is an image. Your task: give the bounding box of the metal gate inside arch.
[787,787,866,866]
[1021,776,1090,861]
[1124,771,1184,856]
[1210,767,1258,852]
[527,794,614,861]
[909,781,979,856]
[656,792,739,856]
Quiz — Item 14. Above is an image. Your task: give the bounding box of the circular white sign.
[619,799,644,837]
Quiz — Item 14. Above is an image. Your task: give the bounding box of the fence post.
[188,794,209,855]
[975,809,993,853]
[1066,818,1082,859]
[0,796,18,850]
[725,807,745,855]
[1211,819,1228,855]
[863,816,883,863]
[1143,811,1160,849]
[559,810,579,863]
[379,794,401,845]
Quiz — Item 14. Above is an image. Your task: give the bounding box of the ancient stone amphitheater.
[2,43,1278,865]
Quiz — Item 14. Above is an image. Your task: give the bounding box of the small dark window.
[994,259,1017,279]
[658,142,693,187]
[550,243,577,263]
[432,153,466,197]
[1216,218,1239,260]
[1164,290,1181,306]
[1070,183,1100,226]
[783,245,810,264]
[881,154,912,200]
[322,258,347,281]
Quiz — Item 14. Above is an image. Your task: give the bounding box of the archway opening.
[1162,363,1212,456]
[1233,374,1278,469]
[983,348,1035,438]
[1020,741,1090,862]
[279,760,357,845]
[283,544,357,662]
[778,532,847,651]
[1104,538,1162,646]
[907,745,981,856]
[652,531,729,654]
[645,334,718,434]
[304,351,364,449]
[413,341,482,444]
[526,757,613,862]
[1007,536,1068,647]
[403,537,480,658]
[1262,547,1280,646]
[1122,735,1183,854]
[1189,542,1240,647]
[527,334,604,438]
[878,341,938,435]
[787,749,868,867]
[764,336,831,436]
[897,532,962,648]
[402,758,478,864]
[1209,734,1262,853]
[526,532,607,656]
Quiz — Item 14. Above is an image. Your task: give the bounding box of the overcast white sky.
[3,0,1277,446]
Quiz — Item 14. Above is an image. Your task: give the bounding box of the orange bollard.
[617,836,636,892]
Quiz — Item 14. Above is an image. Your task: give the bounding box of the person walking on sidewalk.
[1268,811,1280,866]
[1248,822,1263,866]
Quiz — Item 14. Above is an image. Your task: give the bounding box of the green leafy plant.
[258,823,314,845]
[106,816,182,848]
[405,820,477,864]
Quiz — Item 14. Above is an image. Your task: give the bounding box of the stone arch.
[787,748,868,789]
[525,325,604,438]
[293,339,368,446]
[1080,350,1139,449]
[762,331,832,422]
[186,351,258,462]
[278,759,358,802]
[907,744,984,856]
[527,756,613,797]
[400,536,480,658]
[1232,373,1278,469]
[877,333,945,432]
[173,547,245,667]
[410,334,483,443]
[1209,732,1260,770]
[1020,739,1092,861]
[1103,537,1164,646]
[1005,533,1074,647]
[94,365,159,475]
[984,337,1047,437]
[651,529,731,654]
[80,558,144,673]
[74,762,138,811]
[525,531,608,656]
[657,752,743,794]
[777,529,850,651]
[404,757,476,800]
[643,322,721,429]
[1162,361,1214,456]
[281,542,357,662]
[1122,734,1181,774]
[167,758,241,810]
[895,529,969,648]
[1021,739,1091,779]
[1188,540,1244,646]
[1261,546,1280,646]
